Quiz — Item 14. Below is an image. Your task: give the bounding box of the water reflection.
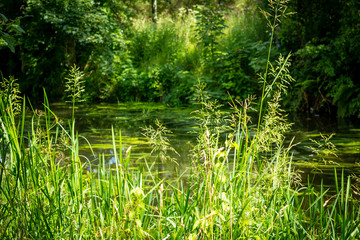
[49,102,360,185]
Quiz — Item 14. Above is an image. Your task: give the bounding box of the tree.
[280,0,360,117]
[4,0,123,100]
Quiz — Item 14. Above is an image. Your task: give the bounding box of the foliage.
[194,4,228,60]
[115,19,197,104]
[129,21,185,68]
[279,0,360,117]
[1,0,274,106]
[1,1,360,238]
[1,0,359,116]
[6,0,124,101]
[0,13,24,53]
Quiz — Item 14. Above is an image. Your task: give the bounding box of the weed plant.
[1,1,360,239]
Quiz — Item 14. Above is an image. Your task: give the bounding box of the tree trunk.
[152,0,158,24]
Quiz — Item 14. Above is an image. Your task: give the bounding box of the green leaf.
[0,13,8,22]
[1,33,15,53]
[10,24,25,34]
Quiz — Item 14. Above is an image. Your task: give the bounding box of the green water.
[287,114,360,188]
[49,102,360,185]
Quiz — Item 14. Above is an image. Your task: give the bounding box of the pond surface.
[49,102,360,187]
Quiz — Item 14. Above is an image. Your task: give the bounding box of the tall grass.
[130,17,195,70]
[1,1,360,239]
[1,83,360,239]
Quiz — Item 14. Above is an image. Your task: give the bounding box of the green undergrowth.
[113,2,271,105]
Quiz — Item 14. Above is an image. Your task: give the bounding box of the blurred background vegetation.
[1,0,359,117]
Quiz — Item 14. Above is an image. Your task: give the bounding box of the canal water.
[49,102,360,187]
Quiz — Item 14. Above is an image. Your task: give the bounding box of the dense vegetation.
[279,0,360,117]
[1,0,360,117]
[2,1,360,238]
